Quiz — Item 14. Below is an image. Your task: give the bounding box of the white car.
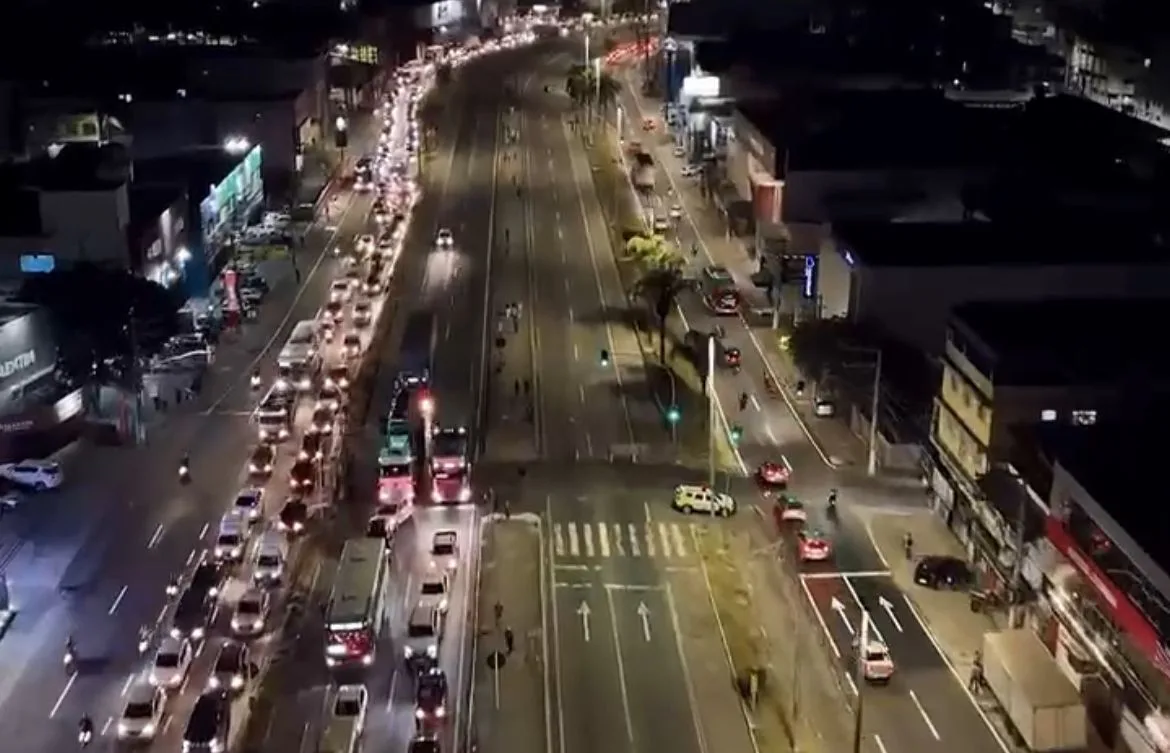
[232,587,271,636]
[150,636,194,689]
[356,234,375,254]
[430,530,459,571]
[0,460,62,490]
[117,681,166,740]
[435,228,454,248]
[333,684,368,727]
[859,639,895,684]
[330,280,352,302]
[669,204,683,220]
[672,145,686,158]
[653,216,670,233]
[418,569,451,613]
[680,164,701,178]
[671,485,736,516]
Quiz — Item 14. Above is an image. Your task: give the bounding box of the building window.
[976,404,988,423]
[1071,409,1097,426]
[1041,409,1057,422]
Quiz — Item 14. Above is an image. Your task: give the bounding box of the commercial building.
[0,143,193,292]
[0,299,79,462]
[134,145,266,295]
[1007,417,1170,753]
[927,297,1170,604]
[817,221,1170,353]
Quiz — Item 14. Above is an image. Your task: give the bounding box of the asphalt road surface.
[476,40,752,753]
[0,121,376,751]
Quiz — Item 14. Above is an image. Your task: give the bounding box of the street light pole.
[866,349,883,477]
[707,334,716,490]
[852,611,870,753]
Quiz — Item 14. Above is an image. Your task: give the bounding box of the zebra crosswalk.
[551,521,699,560]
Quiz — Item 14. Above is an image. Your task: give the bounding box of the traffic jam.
[74,49,428,753]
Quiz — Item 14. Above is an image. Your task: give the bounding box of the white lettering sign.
[0,350,36,379]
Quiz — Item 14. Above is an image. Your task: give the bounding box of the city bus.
[324,538,389,668]
[277,319,321,390]
[430,425,471,503]
[700,265,741,315]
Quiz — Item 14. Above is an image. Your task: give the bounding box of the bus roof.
[325,538,387,628]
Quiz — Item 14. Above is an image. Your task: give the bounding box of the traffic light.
[730,425,743,444]
[666,405,681,424]
[600,349,610,366]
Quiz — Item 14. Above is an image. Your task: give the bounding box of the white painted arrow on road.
[878,596,903,633]
[577,601,592,642]
[830,597,855,636]
[637,602,652,642]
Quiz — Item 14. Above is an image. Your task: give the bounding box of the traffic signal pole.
[707,334,716,490]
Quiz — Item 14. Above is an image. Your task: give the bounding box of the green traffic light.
[666,406,681,424]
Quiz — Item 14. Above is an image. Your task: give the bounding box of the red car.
[756,460,791,488]
[797,528,832,562]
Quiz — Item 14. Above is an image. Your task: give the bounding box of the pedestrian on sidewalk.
[523,379,530,396]
[504,626,515,655]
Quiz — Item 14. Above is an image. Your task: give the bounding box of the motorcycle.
[250,373,262,391]
[78,728,92,747]
[178,465,191,484]
[64,649,76,670]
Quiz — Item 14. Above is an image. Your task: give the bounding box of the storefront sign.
[0,350,35,379]
[1046,516,1170,679]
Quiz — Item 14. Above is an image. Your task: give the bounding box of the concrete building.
[816,220,1170,353]
[927,297,1170,605]
[15,37,330,200]
[0,143,193,291]
[1007,417,1170,753]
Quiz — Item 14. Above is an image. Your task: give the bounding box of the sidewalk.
[617,73,895,477]
[473,517,546,753]
[856,509,1124,753]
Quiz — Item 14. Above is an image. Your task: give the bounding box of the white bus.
[324,538,389,668]
[277,320,320,389]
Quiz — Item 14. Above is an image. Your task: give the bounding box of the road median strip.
[580,125,738,472]
[692,528,798,753]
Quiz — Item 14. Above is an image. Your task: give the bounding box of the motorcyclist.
[738,392,749,412]
[827,488,838,509]
[250,370,261,389]
[903,531,914,559]
[78,715,93,746]
[66,635,76,656]
[179,454,191,477]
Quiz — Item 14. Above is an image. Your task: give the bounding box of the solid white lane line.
[909,690,942,740]
[49,674,76,718]
[108,585,128,615]
[147,524,165,550]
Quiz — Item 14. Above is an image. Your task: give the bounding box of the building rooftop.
[950,297,1170,386]
[739,89,1000,173]
[836,220,1170,267]
[132,151,251,196]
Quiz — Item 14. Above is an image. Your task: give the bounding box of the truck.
[982,629,1087,752]
[631,152,655,192]
[396,311,435,388]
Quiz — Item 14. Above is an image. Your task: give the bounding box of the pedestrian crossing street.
[551,520,701,560]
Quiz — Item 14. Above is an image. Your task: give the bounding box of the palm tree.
[595,72,620,115]
[634,265,690,365]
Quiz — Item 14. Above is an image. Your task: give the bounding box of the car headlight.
[293,521,304,532]
[231,618,241,630]
[426,644,438,658]
[362,653,374,666]
[436,706,446,718]
[192,627,205,640]
[404,646,415,657]
[458,487,472,502]
[231,675,244,689]
[439,598,448,611]
[208,676,221,689]
[169,627,181,639]
[415,709,426,719]
[249,463,258,472]
[232,547,241,557]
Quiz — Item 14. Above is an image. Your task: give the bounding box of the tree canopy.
[566,64,620,112]
[623,233,682,270]
[20,264,181,389]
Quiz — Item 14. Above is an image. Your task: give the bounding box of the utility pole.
[866,349,882,477]
[851,611,870,753]
[1006,465,1030,627]
[707,334,716,490]
[127,305,145,446]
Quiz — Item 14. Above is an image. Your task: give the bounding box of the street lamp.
[223,136,251,155]
[706,334,716,489]
[840,345,883,476]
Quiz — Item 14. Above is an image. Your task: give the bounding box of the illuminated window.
[1040,409,1057,422]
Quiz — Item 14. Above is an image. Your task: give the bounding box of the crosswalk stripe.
[550,522,702,560]
[658,523,672,558]
[673,525,689,558]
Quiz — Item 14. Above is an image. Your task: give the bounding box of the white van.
[252,531,288,585]
[278,320,320,389]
